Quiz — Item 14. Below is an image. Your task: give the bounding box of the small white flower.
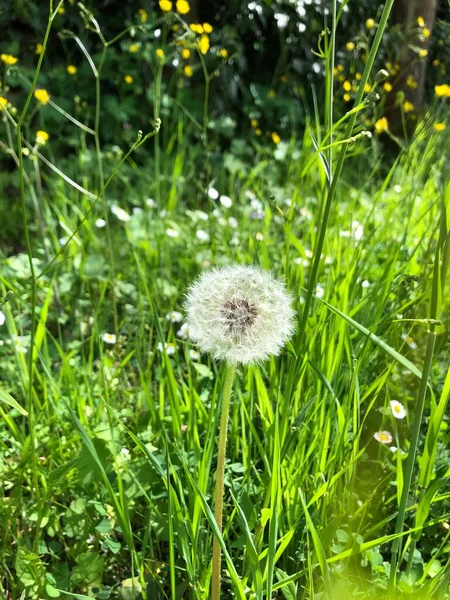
[315,285,325,299]
[166,311,183,323]
[132,207,143,215]
[361,280,370,288]
[177,322,190,339]
[154,28,161,38]
[389,446,398,453]
[172,57,179,67]
[324,256,333,265]
[305,249,313,259]
[59,237,68,247]
[189,349,200,361]
[0,311,5,326]
[95,218,106,228]
[228,217,238,228]
[393,184,402,194]
[250,198,263,211]
[185,265,295,364]
[230,236,240,246]
[111,204,131,222]
[197,211,209,221]
[390,400,406,420]
[208,187,220,200]
[255,232,264,241]
[196,230,210,242]
[166,228,180,238]
[245,190,256,200]
[374,430,393,444]
[401,333,417,350]
[146,198,156,208]
[157,342,176,355]
[120,447,130,456]
[340,230,351,238]
[299,207,312,219]
[220,195,233,208]
[102,333,117,344]
[352,220,364,241]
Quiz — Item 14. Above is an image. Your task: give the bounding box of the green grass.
[1,2,450,599]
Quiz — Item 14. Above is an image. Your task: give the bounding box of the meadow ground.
[0,2,450,599]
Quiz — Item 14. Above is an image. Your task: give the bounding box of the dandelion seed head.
[185,265,295,364]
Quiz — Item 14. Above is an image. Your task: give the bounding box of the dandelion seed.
[0,311,5,326]
[95,218,106,228]
[185,265,295,364]
[208,187,219,200]
[111,204,131,222]
[166,228,179,238]
[374,430,393,444]
[390,400,406,420]
[102,333,117,344]
[220,195,232,208]
[166,311,183,323]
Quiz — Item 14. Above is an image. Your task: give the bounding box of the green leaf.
[0,388,28,415]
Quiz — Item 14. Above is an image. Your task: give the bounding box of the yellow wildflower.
[190,24,204,34]
[403,100,414,113]
[434,122,446,132]
[251,119,258,127]
[268,89,276,98]
[58,7,65,14]
[1,53,18,65]
[343,80,351,91]
[435,84,450,97]
[35,130,49,145]
[176,0,190,14]
[271,132,281,144]
[365,18,375,29]
[34,89,50,104]
[280,74,287,82]
[346,42,355,51]
[406,75,417,88]
[198,35,210,55]
[35,44,43,55]
[255,128,262,136]
[181,48,191,59]
[343,93,351,102]
[337,64,344,72]
[383,82,392,92]
[159,0,172,10]
[433,59,440,66]
[355,72,362,81]
[203,23,213,33]
[184,65,193,77]
[138,8,148,23]
[418,48,428,58]
[417,16,425,27]
[67,65,77,75]
[423,28,430,38]
[220,48,228,58]
[375,117,388,134]
[156,48,165,59]
[129,43,139,53]
[364,82,372,93]
[124,75,134,84]
[0,96,8,110]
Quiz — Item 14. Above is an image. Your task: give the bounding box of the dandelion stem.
[212,363,236,600]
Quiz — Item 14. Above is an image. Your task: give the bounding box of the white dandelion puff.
[374,430,393,444]
[185,265,295,364]
[390,400,406,420]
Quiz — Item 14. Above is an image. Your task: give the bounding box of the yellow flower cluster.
[159,0,190,14]
[435,84,450,97]
[403,100,414,113]
[406,75,417,89]
[1,53,18,65]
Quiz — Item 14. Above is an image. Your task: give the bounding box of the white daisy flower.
[166,228,180,238]
[299,207,312,219]
[390,400,406,420]
[146,198,156,208]
[255,232,264,241]
[95,218,106,228]
[0,311,5,326]
[220,195,233,208]
[401,333,417,350]
[102,333,117,344]
[315,285,325,299]
[189,349,200,361]
[208,187,220,200]
[228,217,238,228]
[352,220,364,241]
[177,322,190,339]
[157,342,177,355]
[374,430,393,444]
[196,230,210,242]
[166,311,183,323]
[185,265,295,364]
[111,204,131,222]
[361,280,370,288]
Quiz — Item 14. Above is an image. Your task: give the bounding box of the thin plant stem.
[211,363,236,600]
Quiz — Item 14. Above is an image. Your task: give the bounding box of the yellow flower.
[159,0,172,10]
[67,65,77,75]
[365,18,375,29]
[181,48,191,59]
[355,72,362,81]
[418,48,428,58]
[364,82,372,93]
[0,96,8,110]
[1,53,18,65]
[198,35,210,55]
[346,42,355,51]
[255,128,262,136]
[435,84,450,97]
[190,24,204,34]
[251,119,258,127]
[383,82,392,92]
[184,65,193,77]
[35,130,49,145]
[176,0,190,14]
[156,48,165,59]
[417,16,425,27]
[58,7,65,14]
[337,64,344,72]
[220,48,228,58]
[433,59,440,66]
[403,100,414,113]
[203,22,213,33]
[434,122,446,132]
[280,74,287,82]
[268,89,276,99]
[34,89,50,104]
[375,117,388,134]
[138,8,148,23]
[343,93,351,102]
[343,80,351,91]
[35,44,43,55]
[271,132,281,144]
[124,74,134,84]
[423,28,430,38]
[129,43,139,53]
[406,75,417,88]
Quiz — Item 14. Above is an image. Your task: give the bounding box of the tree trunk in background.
[386,0,437,134]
